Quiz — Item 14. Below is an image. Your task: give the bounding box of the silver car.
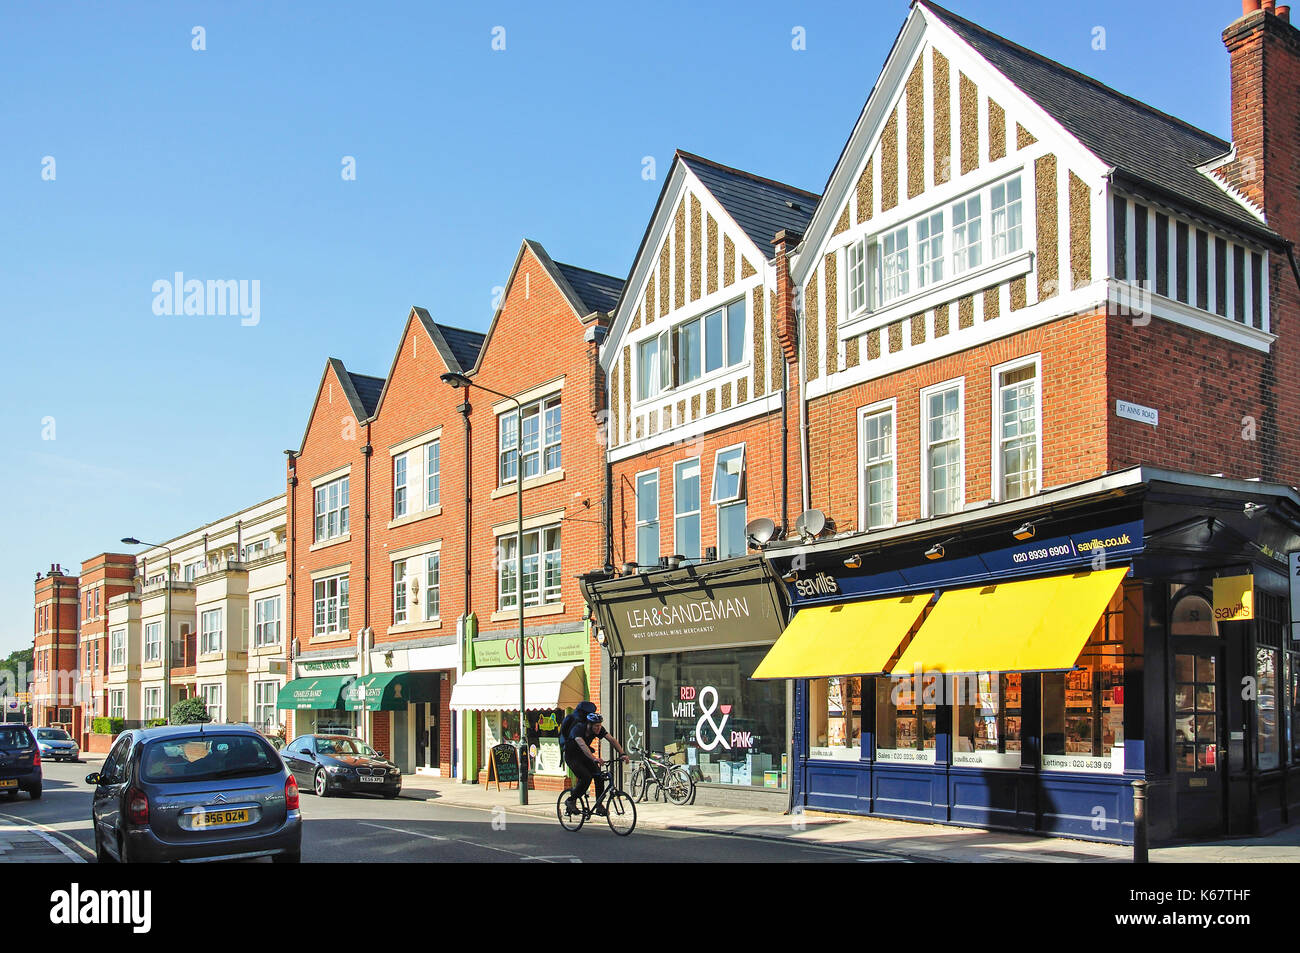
[35,727,80,762]
[86,724,301,863]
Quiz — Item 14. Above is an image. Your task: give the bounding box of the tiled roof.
[922,1,1276,240]
[678,151,820,259]
[347,372,385,418]
[436,324,486,372]
[554,262,624,316]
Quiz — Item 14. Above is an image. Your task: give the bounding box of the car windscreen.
[0,727,32,750]
[315,738,376,757]
[36,729,69,741]
[141,734,281,784]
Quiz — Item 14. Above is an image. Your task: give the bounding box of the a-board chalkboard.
[488,742,520,790]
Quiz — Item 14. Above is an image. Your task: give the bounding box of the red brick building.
[75,553,135,747]
[31,565,79,730]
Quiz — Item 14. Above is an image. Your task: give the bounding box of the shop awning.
[751,593,933,679]
[891,567,1128,675]
[448,662,586,712]
[277,676,353,711]
[343,672,439,711]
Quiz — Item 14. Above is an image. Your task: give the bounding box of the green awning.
[344,672,439,711]
[277,676,354,711]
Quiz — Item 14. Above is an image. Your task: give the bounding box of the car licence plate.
[358,775,384,783]
[192,809,249,828]
[0,779,16,789]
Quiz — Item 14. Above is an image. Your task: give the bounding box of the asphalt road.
[5,759,900,863]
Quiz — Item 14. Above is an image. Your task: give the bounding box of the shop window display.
[875,675,938,764]
[643,648,787,789]
[1042,591,1125,772]
[952,673,1021,768]
[1257,647,1280,771]
[809,677,862,761]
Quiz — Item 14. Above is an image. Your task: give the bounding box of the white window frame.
[110,689,125,719]
[393,559,410,625]
[673,458,702,562]
[253,595,282,648]
[423,552,440,622]
[144,687,162,722]
[709,444,746,504]
[499,395,561,485]
[393,451,410,518]
[636,330,673,403]
[313,574,349,638]
[842,170,1030,329]
[110,627,126,667]
[314,475,350,543]
[991,355,1043,503]
[144,622,162,662]
[857,399,897,530]
[200,683,223,724]
[915,210,945,289]
[498,525,562,611]
[425,439,440,509]
[989,175,1025,260]
[200,608,223,655]
[254,680,277,730]
[920,378,966,518]
[635,469,660,566]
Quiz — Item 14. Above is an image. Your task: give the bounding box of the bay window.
[674,458,701,562]
[636,471,660,566]
[313,574,349,637]
[200,608,223,654]
[314,475,350,542]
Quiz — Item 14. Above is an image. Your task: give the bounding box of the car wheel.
[313,768,330,797]
[272,850,301,864]
[28,783,42,800]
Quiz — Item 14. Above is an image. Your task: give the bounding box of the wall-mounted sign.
[298,658,354,672]
[1212,574,1255,622]
[472,631,587,668]
[1116,400,1159,427]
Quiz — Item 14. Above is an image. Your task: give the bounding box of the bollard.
[1131,779,1148,863]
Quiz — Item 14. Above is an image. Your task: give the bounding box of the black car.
[0,724,41,800]
[281,734,401,798]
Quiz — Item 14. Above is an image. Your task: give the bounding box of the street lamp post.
[441,372,529,805]
[123,537,173,723]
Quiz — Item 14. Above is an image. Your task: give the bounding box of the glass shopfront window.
[1042,589,1125,772]
[1257,647,1280,771]
[1289,651,1300,763]
[642,647,787,790]
[953,673,1022,768]
[809,677,862,761]
[875,674,938,764]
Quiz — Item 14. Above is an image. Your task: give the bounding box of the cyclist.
[564,712,628,817]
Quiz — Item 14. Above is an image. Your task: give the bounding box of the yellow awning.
[891,567,1128,675]
[752,593,933,679]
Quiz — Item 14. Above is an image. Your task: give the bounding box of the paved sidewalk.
[397,774,1300,863]
[0,823,85,863]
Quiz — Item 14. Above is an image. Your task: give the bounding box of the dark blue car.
[0,724,42,800]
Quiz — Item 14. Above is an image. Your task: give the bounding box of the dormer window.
[636,298,747,402]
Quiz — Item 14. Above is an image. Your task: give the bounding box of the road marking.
[360,822,446,841]
[521,855,581,863]
[0,816,87,863]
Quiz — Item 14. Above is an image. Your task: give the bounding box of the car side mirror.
[85,773,101,785]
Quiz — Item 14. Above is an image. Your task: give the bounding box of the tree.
[169,697,211,725]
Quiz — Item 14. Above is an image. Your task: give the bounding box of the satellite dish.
[794,509,827,539]
[745,517,777,547]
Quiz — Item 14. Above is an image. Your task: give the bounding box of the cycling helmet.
[586,713,604,724]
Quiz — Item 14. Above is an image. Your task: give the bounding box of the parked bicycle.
[556,761,637,836]
[628,747,695,806]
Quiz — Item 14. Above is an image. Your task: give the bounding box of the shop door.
[1173,645,1225,837]
[428,700,439,770]
[620,681,649,757]
[415,704,427,769]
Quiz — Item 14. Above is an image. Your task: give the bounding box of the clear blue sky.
[0,0,1239,655]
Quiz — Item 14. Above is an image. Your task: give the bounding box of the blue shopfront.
[760,467,1300,844]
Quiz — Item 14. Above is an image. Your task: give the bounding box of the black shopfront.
[580,556,793,809]
[761,467,1300,843]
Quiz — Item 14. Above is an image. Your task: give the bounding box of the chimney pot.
[1245,0,1262,13]
[1278,4,1291,20]
[1262,0,1275,10]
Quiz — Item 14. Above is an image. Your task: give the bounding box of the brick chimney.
[772,229,802,365]
[1220,4,1300,235]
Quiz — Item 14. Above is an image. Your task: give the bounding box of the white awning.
[448,662,587,712]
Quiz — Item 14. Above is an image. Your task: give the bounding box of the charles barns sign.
[581,556,787,656]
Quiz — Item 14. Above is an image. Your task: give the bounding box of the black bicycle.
[628,747,695,805]
[556,761,637,836]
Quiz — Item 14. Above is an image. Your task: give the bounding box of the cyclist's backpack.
[558,701,597,768]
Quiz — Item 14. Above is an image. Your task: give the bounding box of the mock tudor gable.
[602,152,817,460]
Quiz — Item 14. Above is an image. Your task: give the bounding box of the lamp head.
[121,537,141,546]
[440,372,472,389]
